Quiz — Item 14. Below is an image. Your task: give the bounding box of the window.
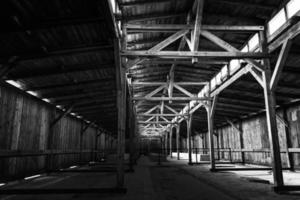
[203,85,209,95]
[241,45,248,52]
[221,66,228,80]
[27,91,38,97]
[286,0,300,18]
[216,72,222,85]
[229,59,240,74]
[268,9,287,35]
[248,33,259,51]
[6,80,22,89]
[42,98,51,103]
[210,78,216,90]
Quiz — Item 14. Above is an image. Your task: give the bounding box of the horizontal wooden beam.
[140,59,228,65]
[138,121,176,124]
[138,114,188,117]
[119,13,185,23]
[122,51,269,59]
[131,82,208,86]
[132,97,211,101]
[119,0,171,7]
[126,24,264,33]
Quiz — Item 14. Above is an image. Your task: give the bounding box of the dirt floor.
[1,155,300,200]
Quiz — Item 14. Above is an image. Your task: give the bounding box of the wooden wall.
[193,103,300,168]
[0,82,109,181]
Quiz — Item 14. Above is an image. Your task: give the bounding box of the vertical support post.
[176,125,180,160]
[259,30,284,188]
[115,25,127,188]
[238,121,245,164]
[207,101,215,171]
[79,121,84,164]
[165,131,168,156]
[169,126,173,158]
[129,105,135,171]
[283,107,294,171]
[94,130,99,162]
[187,115,192,164]
[158,137,162,165]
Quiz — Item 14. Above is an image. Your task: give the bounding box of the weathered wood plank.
[122,51,269,59]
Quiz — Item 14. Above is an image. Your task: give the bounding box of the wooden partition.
[208,103,300,168]
[0,82,105,181]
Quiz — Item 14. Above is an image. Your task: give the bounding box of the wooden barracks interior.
[2,0,300,199]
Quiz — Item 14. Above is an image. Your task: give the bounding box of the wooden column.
[129,106,136,170]
[260,30,284,188]
[187,115,192,164]
[115,31,127,188]
[79,121,84,164]
[169,126,173,158]
[176,125,180,160]
[165,131,168,156]
[206,102,215,170]
[94,130,99,161]
[283,107,294,171]
[238,121,245,164]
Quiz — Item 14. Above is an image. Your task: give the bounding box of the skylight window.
[42,98,51,103]
[216,72,222,85]
[6,80,22,89]
[286,0,300,18]
[229,60,240,74]
[248,33,259,51]
[268,9,287,35]
[241,45,248,52]
[210,78,216,90]
[221,66,228,80]
[27,91,38,97]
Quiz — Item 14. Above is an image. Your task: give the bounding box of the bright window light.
[248,33,259,51]
[0,183,5,187]
[216,72,222,85]
[42,98,51,103]
[287,0,300,18]
[24,174,41,180]
[6,80,22,89]
[241,45,248,52]
[210,78,216,90]
[229,59,240,73]
[268,9,287,35]
[26,91,38,97]
[203,85,208,96]
[221,66,228,79]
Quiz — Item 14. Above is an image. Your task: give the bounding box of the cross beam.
[125,24,264,33]
[133,97,211,101]
[122,51,269,59]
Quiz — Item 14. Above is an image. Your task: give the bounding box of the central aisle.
[123,155,236,200]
